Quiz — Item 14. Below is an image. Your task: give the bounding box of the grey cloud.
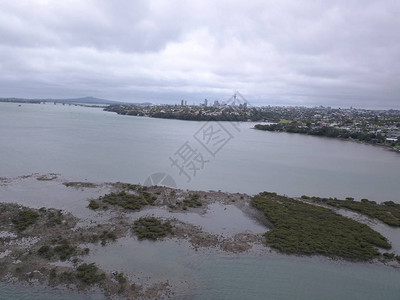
[0,0,400,108]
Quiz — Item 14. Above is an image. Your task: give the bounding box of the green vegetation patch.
[170,193,203,210]
[38,245,53,259]
[252,192,391,261]
[183,193,202,207]
[313,198,400,227]
[12,209,39,231]
[88,200,100,210]
[115,272,127,284]
[76,263,106,285]
[254,122,391,145]
[98,190,156,210]
[49,263,105,287]
[46,210,63,226]
[132,217,172,240]
[54,240,77,261]
[38,239,77,261]
[98,230,117,245]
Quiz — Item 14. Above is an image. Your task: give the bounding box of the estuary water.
[0,102,399,202]
[1,102,400,299]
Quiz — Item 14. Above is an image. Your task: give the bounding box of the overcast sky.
[1,0,399,108]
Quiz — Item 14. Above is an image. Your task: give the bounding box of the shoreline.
[252,125,400,154]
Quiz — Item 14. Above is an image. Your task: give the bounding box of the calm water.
[0,282,105,300]
[84,237,400,300]
[0,102,399,202]
[196,255,400,300]
[1,102,400,299]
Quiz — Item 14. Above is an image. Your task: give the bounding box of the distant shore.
[102,103,400,153]
[253,124,400,153]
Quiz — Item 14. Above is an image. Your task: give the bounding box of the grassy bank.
[307,197,400,227]
[252,192,391,261]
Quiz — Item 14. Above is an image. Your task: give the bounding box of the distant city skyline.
[1,1,400,109]
[1,94,399,110]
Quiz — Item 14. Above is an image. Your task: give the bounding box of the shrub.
[47,211,62,225]
[383,252,395,260]
[38,245,53,259]
[53,240,76,261]
[99,230,117,245]
[99,190,156,210]
[133,217,172,240]
[12,209,39,231]
[182,194,202,208]
[116,272,127,284]
[49,268,57,280]
[76,263,105,285]
[88,200,100,210]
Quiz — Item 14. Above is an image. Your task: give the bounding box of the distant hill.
[0,96,152,106]
[58,96,121,105]
[59,97,152,106]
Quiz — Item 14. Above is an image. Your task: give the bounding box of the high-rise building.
[204,99,208,106]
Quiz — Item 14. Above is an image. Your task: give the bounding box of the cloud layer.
[1,0,399,108]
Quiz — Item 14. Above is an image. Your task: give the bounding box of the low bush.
[178,194,202,208]
[88,200,100,210]
[132,217,172,240]
[38,245,53,259]
[12,209,39,231]
[99,230,117,245]
[99,190,156,210]
[53,240,76,261]
[76,263,105,285]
